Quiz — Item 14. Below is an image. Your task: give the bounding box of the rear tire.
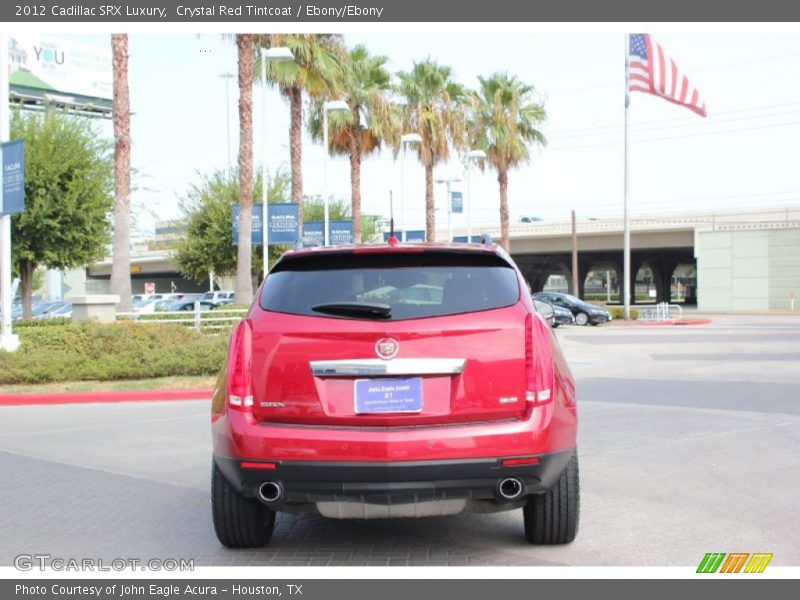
[212,462,275,548]
[523,454,580,544]
[575,312,589,326]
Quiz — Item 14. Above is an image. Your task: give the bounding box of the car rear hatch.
[250,248,530,427]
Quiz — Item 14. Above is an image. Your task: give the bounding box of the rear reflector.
[501,457,541,467]
[240,462,277,470]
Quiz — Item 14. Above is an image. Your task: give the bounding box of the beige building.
[697,228,800,311]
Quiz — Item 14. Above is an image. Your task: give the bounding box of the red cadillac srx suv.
[211,240,579,547]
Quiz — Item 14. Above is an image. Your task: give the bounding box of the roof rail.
[480,233,494,246]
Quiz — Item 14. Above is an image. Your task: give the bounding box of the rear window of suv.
[260,250,520,320]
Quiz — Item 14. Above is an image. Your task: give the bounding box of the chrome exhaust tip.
[497,478,524,500]
[257,481,284,505]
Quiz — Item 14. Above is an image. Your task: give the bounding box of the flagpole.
[623,33,632,321]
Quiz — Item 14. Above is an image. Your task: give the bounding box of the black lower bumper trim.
[214,451,575,506]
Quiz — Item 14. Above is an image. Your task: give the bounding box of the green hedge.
[608,307,640,320]
[0,321,229,385]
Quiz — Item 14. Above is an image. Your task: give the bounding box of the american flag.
[628,33,707,117]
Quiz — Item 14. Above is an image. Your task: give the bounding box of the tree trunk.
[109,34,132,312]
[425,164,435,242]
[498,169,510,252]
[235,34,254,304]
[349,132,362,243]
[289,85,304,237]
[19,260,35,320]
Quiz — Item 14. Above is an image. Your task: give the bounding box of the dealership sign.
[232,203,299,245]
[0,140,25,215]
[383,230,426,242]
[303,220,353,246]
[8,35,112,102]
[451,191,463,214]
[302,221,325,246]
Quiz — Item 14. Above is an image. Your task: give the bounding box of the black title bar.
[4,0,800,22]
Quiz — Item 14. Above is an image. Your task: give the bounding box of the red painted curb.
[619,318,712,327]
[0,388,214,407]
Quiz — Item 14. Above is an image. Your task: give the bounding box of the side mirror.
[534,300,555,327]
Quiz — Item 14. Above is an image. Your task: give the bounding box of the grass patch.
[0,375,217,394]
[0,321,229,385]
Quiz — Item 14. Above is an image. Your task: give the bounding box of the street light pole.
[0,32,19,352]
[219,72,235,172]
[261,56,268,278]
[446,180,452,242]
[322,100,349,245]
[323,107,329,246]
[435,176,462,243]
[260,47,294,275]
[464,149,486,242]
[399,133,421,242]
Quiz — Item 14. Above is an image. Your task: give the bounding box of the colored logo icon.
[696,552,773,573]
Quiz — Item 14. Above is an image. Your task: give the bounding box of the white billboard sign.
[9,35,112,102]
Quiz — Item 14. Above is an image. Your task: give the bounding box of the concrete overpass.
[440,207,800,304]
[83,206,800,303]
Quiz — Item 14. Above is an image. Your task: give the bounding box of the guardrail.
[636,302,684,322]
[116,302,247,332]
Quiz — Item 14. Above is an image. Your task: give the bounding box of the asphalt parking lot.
[1,315,799,567]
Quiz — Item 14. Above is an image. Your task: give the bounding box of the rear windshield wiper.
[311,302,392,319]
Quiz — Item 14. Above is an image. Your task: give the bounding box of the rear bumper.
[213,449,575,506]
[590,313,611,324]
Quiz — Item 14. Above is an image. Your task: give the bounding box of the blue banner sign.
[0,140,25,215]
[328,220,353,245]
[451,191,463,214]
[268,203,299,244]
[452,235,483,243]
[383,230,426,242]
[232,204,263,245]
[303,221,325,246]
[232,203,299,245]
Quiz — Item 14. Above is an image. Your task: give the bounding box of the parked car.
[43,302,72,319]
[211,241,579,548]
[169,299,217,312]
[533,291,611,326]
[131,298,159,315]
[202,290,233,304]
[533,298,574,327]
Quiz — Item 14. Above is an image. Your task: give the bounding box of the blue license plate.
[354,377,423,414]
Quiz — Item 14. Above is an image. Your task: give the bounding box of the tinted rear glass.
[260,251,520,320]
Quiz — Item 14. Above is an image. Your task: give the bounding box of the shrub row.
[607,307,640,320]
[0,320,230,385]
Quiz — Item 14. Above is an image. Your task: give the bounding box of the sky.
[50,31,800,240]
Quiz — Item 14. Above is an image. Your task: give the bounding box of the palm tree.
[234,34,255,303]
[308,45,398,243]
[259,35,344,236]
[108,34,132,312]
[469,72,546,251]
[397,59,467,242]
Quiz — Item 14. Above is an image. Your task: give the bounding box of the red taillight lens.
[526,312,552,404]
[227,318,253,411]
[525,312,534,400]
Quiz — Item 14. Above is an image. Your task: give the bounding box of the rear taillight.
[525,312,552,404]
[525,313,535,402]
[227,318,253,411]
